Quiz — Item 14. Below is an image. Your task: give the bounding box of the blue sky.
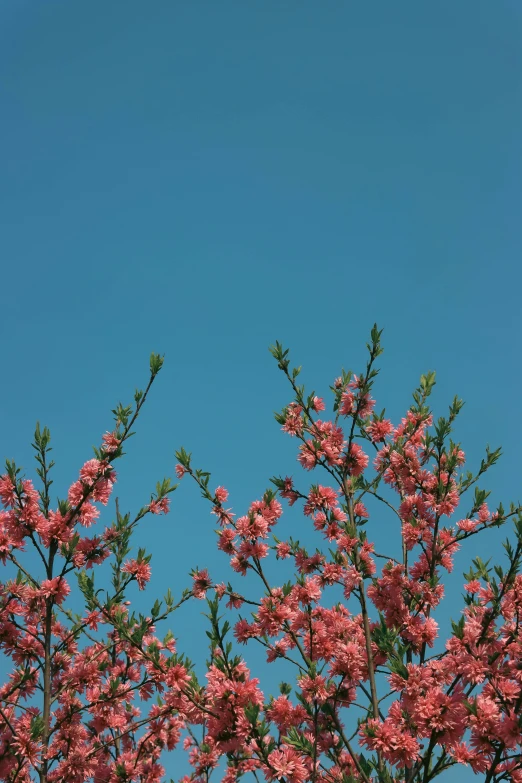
[1,2,521,780]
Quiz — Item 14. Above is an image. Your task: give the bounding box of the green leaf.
[149,353,164,375]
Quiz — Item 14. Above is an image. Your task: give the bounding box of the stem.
[40,540,57,783]
[40,598,53,783]
[342,484,384,778]
[112,498,122,758]
[344,485,380,723]
[330,711,371,783]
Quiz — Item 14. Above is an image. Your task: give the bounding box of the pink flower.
[175,463,186,478]
[68,480,85,506]
[312,396,325,412]
[226,593,243,610]
[166,663,190,690]
[79,459,104,486]
[267,746,307,783]
[234,618,255,643]
[217,528,236,554]
[215,583,227,599]
[339,391,354,416]
[298,673,330,704]
[79,501,100,528]
[304,485,338,515]
[280,476,299,505]
[266,696,307,733]
[40,576,70,604]
[457,518,478,532]
[0,475,16,508]
[276,541,291,559]
[149,497,170,515]
[478,503,490,523]
[357,394,376,419]
[101,431,121,453]
[367,418,393,442]
[346,443,369,477]
[298,441,319,470]
[91,473,116,506]
[84,609,101,630]
[192,568,212,599]
[361,702,420,768]
[214,486,229,503]
[122,559,152,589]
[282,403,304,437]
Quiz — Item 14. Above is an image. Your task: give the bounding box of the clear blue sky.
[1,2,521,780]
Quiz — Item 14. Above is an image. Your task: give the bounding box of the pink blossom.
[214,486,229,503]
[282,403,304,436]
[312,396,325,412]
[79,459,104,486]
[149,497,170,515]
[367,418,393,442]
[346,442,369,477]
[280,476,299,505]
[276,541,291,559]
[0,475,16,508]
[267,746,307,783]
[357,394,376,419]
[192,568,212,599]
[40,576,71,604]
[122,559,152,589]
[101,431,121,452]
[339,391,354,416]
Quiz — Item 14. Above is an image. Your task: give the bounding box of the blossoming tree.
[0,355,187,783]
[1,330,521,783]
[172,327,522,783]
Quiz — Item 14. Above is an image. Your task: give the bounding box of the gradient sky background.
[1,2,521,781]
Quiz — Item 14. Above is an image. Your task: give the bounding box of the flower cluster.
[0,355,191,783]
[172,329,522,783]
[1,335,521,783]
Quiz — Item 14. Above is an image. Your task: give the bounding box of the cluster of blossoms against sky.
[0,337,521,783]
